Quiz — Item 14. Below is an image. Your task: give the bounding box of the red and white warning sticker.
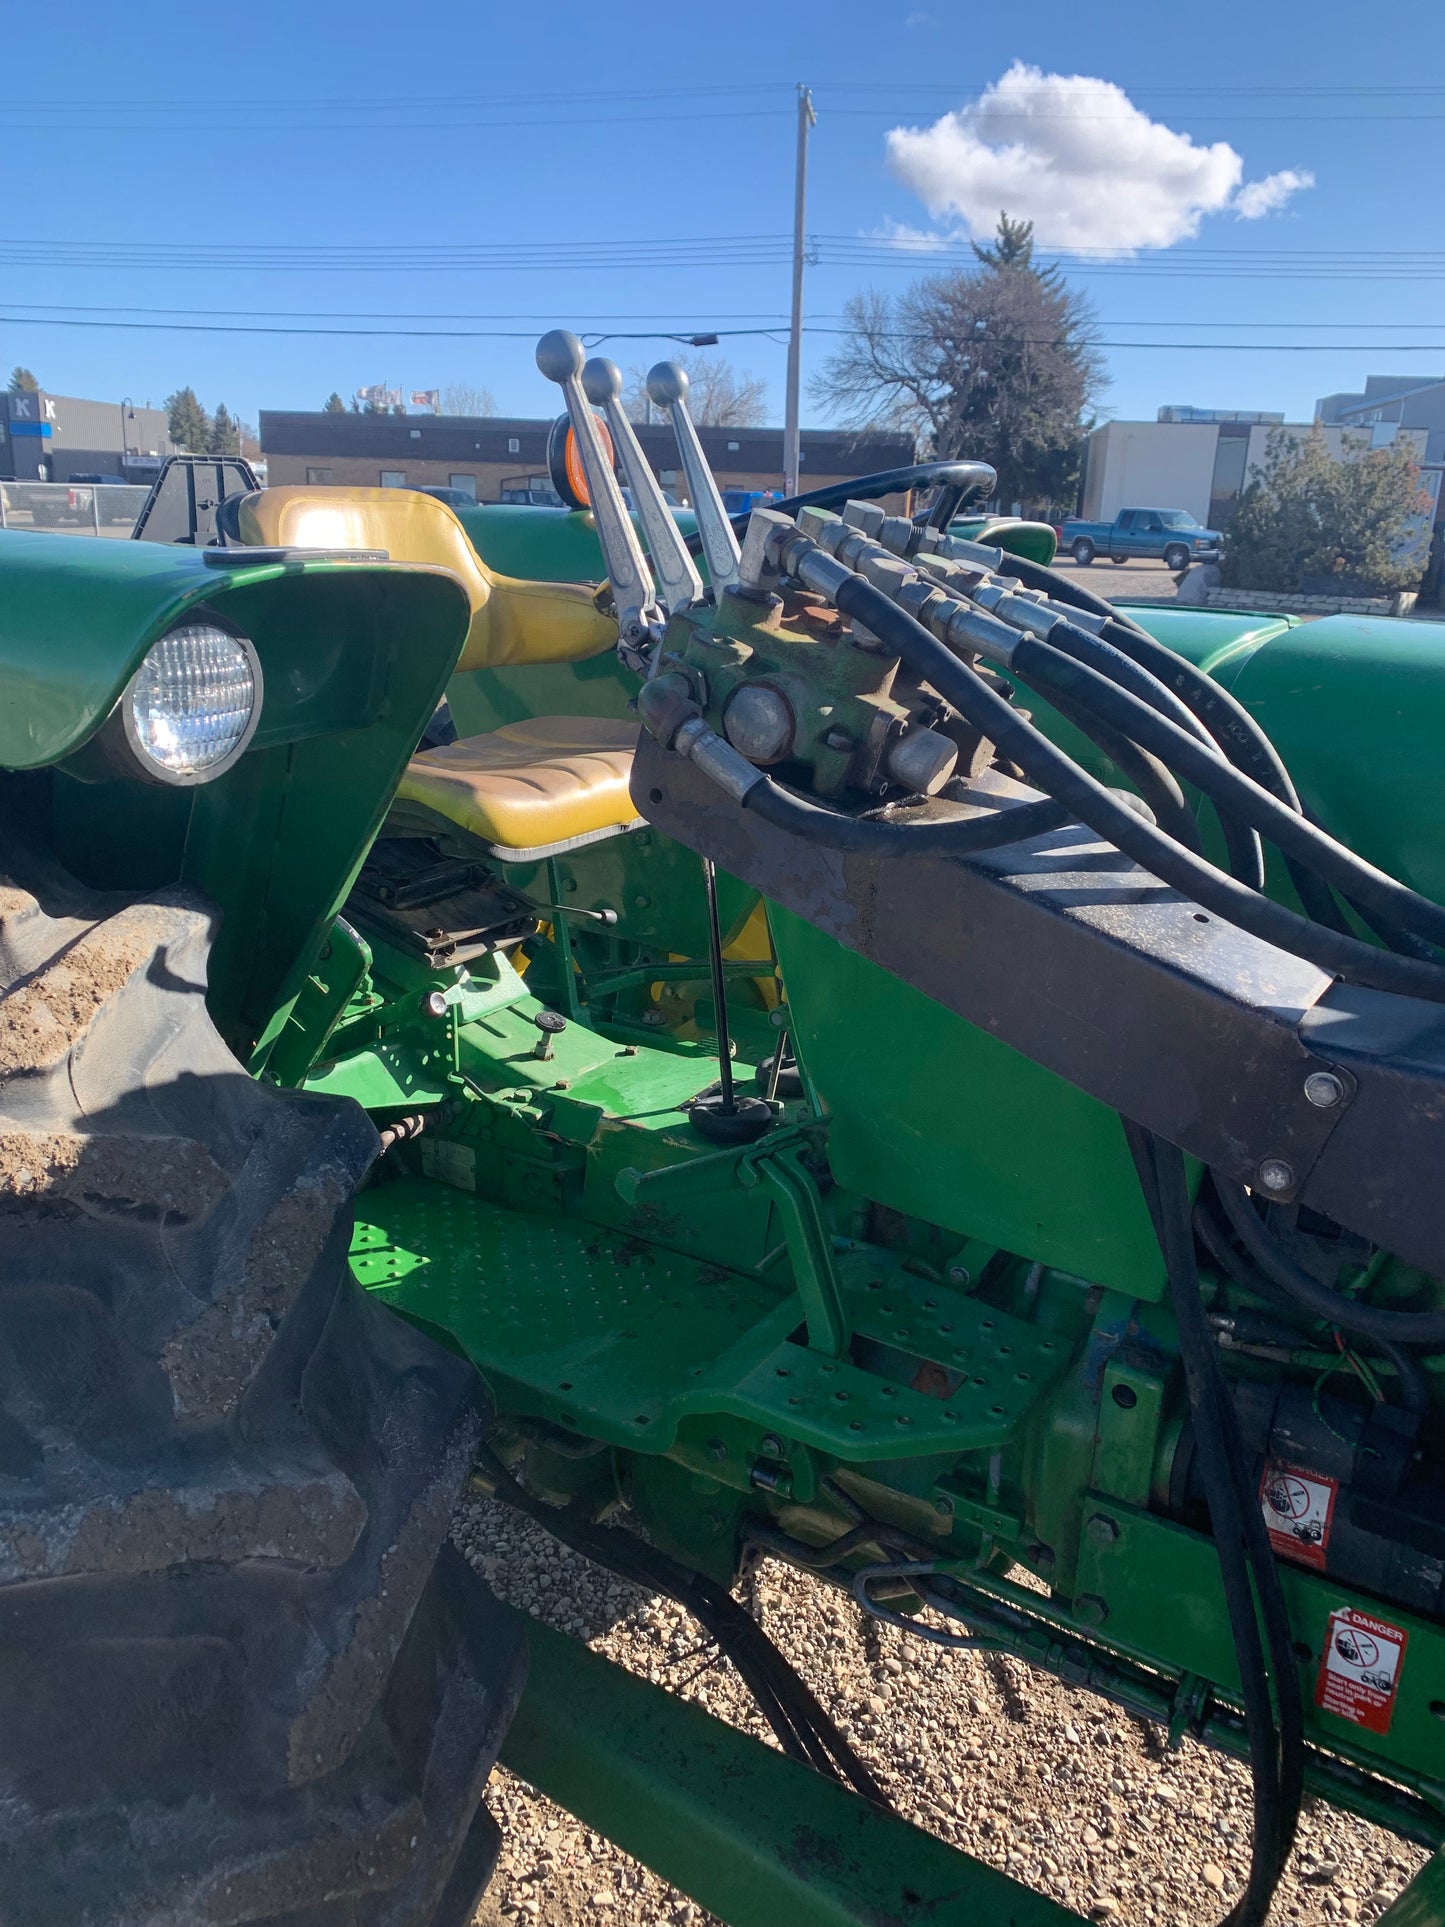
[1316,1608,1409,1736]
[1259,1460,1337,1570]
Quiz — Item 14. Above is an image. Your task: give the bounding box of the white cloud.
[1233,167,1315,220]
[867,218,949,252]
[885,62,1314,255]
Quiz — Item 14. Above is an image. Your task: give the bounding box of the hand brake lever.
[582,357,703,624]
[535,329,662,666]
[646,360,741,595]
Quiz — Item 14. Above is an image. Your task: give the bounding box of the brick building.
[258,409,915,505]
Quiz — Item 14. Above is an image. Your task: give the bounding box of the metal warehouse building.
[258,409,915,505]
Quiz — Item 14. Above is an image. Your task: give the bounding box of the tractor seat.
[391,716,642,861]
[233,484,640,861]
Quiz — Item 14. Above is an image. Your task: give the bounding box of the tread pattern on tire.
[0,859,526,1927]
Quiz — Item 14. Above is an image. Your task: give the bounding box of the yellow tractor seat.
[391,716,642,861]
[235,486,617,672]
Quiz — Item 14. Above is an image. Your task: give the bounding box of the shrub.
[1221,426,1430,594]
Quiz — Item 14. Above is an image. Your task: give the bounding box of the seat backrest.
[236,486,617,672]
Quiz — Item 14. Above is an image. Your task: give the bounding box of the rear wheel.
[0,851,525,1926]
[1071,538,1095,564]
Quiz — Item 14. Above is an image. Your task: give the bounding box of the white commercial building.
[1080,410,1429,529]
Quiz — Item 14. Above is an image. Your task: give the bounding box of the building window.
[409,428,421,440]
[659,470,678,487]
[379,470,406,487]
[727,440,740,452]
[448,474,477,499]
[305,466,333,485]
[508,436,521,454]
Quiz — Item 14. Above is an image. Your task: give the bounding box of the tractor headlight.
[118,621,262,784]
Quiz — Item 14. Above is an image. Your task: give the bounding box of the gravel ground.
[451,1492,1428,1927]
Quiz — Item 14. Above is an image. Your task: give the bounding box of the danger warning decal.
[1259,1460,1337,1570]
[1316,1608,1409,1736]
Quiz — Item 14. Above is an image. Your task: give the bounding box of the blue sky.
[4,0,1442,434]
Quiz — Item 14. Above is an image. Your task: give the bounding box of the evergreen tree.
[164,386,213,452]
[210,403,239,455]
[323,392,347,413]
[7,367,39,394]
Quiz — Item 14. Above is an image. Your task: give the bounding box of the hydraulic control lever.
[646,360,741,595]
[535,329,662,666]
[582,356,703,625]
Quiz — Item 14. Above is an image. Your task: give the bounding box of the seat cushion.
[394,716,641,858]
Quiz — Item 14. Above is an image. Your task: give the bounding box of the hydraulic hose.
[472,1446,890,1806]
[1214,1181,1445,1347]
[1003,629,1445,962]
[1034,619,1262,884]
[1193,1192,1436,1416]
[981,552,1373,931]
[823,573,1445,1002]
[743,781,1072,855]
[1136,1134,1303,1927]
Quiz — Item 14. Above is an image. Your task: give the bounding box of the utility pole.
[783,83,815,499]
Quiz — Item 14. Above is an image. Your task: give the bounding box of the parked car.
[1061,508,1223,570]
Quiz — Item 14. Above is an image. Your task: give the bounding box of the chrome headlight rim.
[112,613,264,788]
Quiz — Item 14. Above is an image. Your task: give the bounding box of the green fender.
[0,529,471,1061]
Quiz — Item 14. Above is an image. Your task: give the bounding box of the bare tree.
[624,352,767,427]
[811,217,1102,513]
[441,382,497,417]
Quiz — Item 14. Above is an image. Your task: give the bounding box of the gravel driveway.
[453,1494,1427,1927]
[1048,553,1184,603]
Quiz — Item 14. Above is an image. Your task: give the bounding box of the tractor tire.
[1071,538,1095,565]
[0,853,526,1927]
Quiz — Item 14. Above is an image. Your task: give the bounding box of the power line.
[1,310,1441,351]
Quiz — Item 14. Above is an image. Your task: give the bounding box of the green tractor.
[2,335,1444,1927]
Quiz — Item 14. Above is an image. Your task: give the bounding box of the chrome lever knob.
[535,329,660,654]
[646,360,741,595]
[582,357,702,621]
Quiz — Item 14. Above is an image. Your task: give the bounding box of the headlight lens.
[123,622,261,783]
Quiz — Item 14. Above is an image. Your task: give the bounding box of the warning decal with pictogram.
[1259,1459,1337,1570]
[1315,1607,1408,1736]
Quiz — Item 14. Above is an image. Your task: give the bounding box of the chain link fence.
[0,481,150,537]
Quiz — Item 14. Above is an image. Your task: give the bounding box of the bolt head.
[535,329,584,383]
[1258,1157,1296,1194]
[581,356,623,405]
[646,360,688,407]
[421,990,449,1019]
[948,1265,971,1286]
[1086,1513,1121,1546]
[706,1437,728,1463]
[534,1010,568,1034]
[759,1434,783,1458]
[1303,1070,1345,1109]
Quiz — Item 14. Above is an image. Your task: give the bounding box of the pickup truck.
[1059,508,1223,570]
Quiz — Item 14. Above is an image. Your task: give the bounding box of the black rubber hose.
[1036,619,1263,885]
[743,780,1072,855]
[473,1447,891,1805]
[1140,1135,1302,1927]
[1008,630,1445,959]
[826,574,1445,1002]
[986,552,1374,931]
[1214,1182,1445,1347]
[1193,1193,1436,1417]
[1016,675,1202,852]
